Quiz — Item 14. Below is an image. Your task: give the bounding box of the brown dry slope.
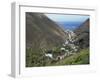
[26,12,67,53]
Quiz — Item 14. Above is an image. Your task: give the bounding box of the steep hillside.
[74,19,90,49]
[26,12,66,53]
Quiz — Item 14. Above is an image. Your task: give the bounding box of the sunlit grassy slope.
[49,48,89,66]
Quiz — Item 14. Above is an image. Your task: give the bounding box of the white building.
[45,53,53,59]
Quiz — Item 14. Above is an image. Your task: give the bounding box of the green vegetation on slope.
[53,48,89,66]
[26,48,89,67]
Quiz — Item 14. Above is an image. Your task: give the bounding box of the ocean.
[57,22,83,31]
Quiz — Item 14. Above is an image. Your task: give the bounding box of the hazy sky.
[45,14,89,22]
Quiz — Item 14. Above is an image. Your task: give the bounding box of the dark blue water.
[57,22,83,31]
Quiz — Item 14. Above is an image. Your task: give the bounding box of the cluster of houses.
[44,47,71,61]
[44,45,78,61]
[44,30,79,61]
